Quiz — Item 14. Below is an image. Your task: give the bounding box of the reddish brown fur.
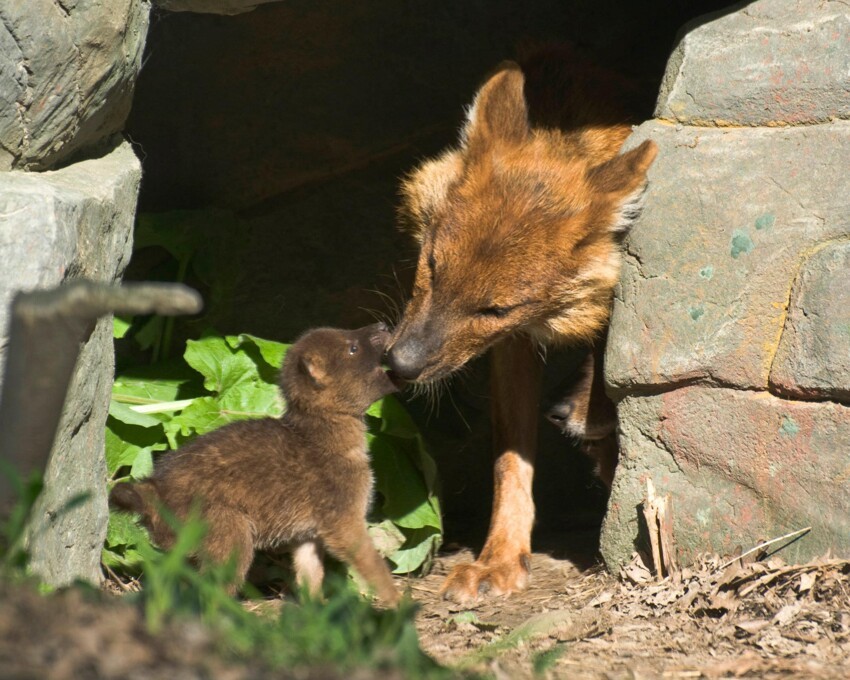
[110,324,401,606]
[387,47,656,603]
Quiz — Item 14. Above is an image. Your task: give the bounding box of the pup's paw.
[439,555,530,604]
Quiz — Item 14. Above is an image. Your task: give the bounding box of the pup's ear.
[586,140,658,233]
[462,62,529,152]
[299,352,327,388]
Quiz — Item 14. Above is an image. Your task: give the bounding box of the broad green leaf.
[131,448,154,480]
[105,420,167,477]
[367,519,406,558]
[113,315,133,339]
[112,360,203,406]
[367,396,419,438]
[103,510,152,571]
[108,401,162,428]
[162,381,281,445]
[369,435,441,531]
[388,527,441,574]
[134,315,165,352]
[227,334,290,370]
[185,334,260,394]
[164,396,233,445]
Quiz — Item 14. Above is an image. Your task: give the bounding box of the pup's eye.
[477,305,510,319]
[348,343,359,355]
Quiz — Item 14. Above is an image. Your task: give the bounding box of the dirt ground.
[402,546,850,679]
[4,542,849,679]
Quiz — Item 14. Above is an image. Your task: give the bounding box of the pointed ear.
[299,352,327,388]
[461,62,529,151]
[586,140,658,233]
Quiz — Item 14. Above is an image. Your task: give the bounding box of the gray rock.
[601,387,850,571]
[0,0,150,170]
[657,0,850,126]
[769,242,850,403]
[0,140,141,586]
[605,120,850,395]
[153,0,282,14]
[606,0,850,570]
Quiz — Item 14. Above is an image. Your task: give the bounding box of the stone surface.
[154,0,282,14]
[604,0,850,572]
[770,242,850,402]
[657,0,850,126]
[0,140,141,586]
[0,0,150,170]
[601,387,850,571]
[605,120,850,395]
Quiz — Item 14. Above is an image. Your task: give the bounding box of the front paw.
[439,555,531,604]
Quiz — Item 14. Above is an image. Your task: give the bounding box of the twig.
[718,527,812,571]
[103,563,134,592]
[642,478,678,578]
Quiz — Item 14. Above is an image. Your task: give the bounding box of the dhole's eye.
[348,343,359,355]
[477,305,510,319]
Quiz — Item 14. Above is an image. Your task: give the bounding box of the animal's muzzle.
[385,337,428,382]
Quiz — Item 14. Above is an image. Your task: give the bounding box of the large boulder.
[769,242,850,402]
[657,1,850,126]
[606,121,850,395]
[0,140,141,586]
[0,0,150,171]
[603,0,850,570]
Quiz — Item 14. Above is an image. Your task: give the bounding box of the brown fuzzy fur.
[110,324,401,606]
[386,46,656,603]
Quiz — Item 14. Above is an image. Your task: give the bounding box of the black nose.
[385,339,426,381]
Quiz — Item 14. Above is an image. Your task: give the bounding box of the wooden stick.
[718,526,812,571]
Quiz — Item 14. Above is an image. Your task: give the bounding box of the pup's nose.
[385,340,426,381]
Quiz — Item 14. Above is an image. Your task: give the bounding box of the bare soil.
[403,547,850,678]
[4,544,849,679]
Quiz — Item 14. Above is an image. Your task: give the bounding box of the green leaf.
[369,435,440,530]
[134,315,165,352]
[163,383,282,445]
[131,449,154,480]
[227,334,290,370]
[112,360,204,406]
[105,420,167,477]
[103,511,151,571]
[367,396,419,438]
[367,519,406,558]
[388,526,441,574]
[113,315,133,339]
[185,334,260,394]
[108,401,162,428]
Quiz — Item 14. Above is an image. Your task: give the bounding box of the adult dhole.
[386,47,657,603]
